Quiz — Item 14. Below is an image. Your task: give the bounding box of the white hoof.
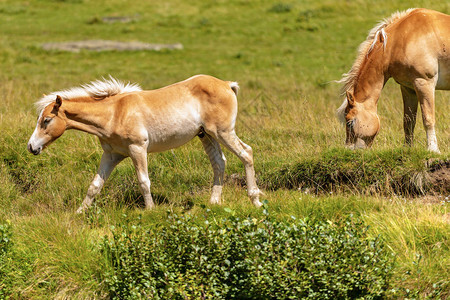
[209,186,223,205]
[76,206,85,214]
[209,198,221,205]
[253,200,263,207]
[249,189,263,207]
[428,146,440,154]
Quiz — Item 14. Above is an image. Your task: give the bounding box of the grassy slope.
[0,0,449,297]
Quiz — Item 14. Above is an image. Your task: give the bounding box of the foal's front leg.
[129,145,155,209]
[77,151,125,213]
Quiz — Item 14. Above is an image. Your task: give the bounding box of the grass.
[0,0,449,298]
[262,148,448,196]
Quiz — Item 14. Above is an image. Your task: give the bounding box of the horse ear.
[346,91,355,107]
[54,95,62,111]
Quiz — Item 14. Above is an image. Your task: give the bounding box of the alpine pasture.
[0,0,448,298]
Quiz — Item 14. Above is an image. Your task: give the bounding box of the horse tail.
[228,82,239,96]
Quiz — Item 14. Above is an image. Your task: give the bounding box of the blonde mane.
[336,8,417,123]
[338,8,417,95]
[35,76,142,113]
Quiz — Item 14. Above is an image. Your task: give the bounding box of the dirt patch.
[42,40,183,52]
[87,15,140,24]
[427,159,450,193]
[101,16,137,23]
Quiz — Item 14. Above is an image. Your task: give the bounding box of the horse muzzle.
[27,143,42,155]
[345,138,369,150]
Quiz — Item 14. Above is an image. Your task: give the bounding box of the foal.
[27,75,262,212]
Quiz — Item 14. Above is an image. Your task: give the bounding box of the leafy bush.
[101,207,394,299]
[0,222,13,299]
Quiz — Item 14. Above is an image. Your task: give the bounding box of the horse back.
[110,75,239,145]
[387,9,450,54]
[142,74,239,132]
[385,9,450,88]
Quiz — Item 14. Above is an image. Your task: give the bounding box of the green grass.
[0,0,449,298]
[262,148,449,195]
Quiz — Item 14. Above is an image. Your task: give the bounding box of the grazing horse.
[337,8,449,153]
[27,75,262,212]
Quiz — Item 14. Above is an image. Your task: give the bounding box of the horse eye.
[43,117,52,127]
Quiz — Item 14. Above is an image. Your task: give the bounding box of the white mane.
[337,8,416,96]
[35,76,142,113]
[336,8,417,124]
[336,98,348,124]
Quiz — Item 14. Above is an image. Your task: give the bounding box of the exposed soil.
[86,14,140,24]
[427,160,450,193]
[41,40,183,52]
[101,16,137,23]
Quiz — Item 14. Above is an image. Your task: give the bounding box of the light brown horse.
[28,75,262,212]
[337,8,449,153]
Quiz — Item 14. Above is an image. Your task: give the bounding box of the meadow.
[0,0,449,298]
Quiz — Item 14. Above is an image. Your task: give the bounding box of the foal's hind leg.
[401,85,418,146]
[216,130,262,207]
[199,133,226,204]
[129,144,155,209]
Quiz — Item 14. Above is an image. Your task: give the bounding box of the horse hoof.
[428,147,440,154]
[209,195,222,205]
[144,203,155,210]
[253,200,263,207]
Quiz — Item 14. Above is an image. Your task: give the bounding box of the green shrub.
[101,207,394,299]
[0,222,13,299]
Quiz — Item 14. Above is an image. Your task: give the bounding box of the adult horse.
[337,8,449,153]
[28,75,262,212]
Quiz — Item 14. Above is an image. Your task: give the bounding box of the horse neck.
[352,49,389,111]
[61,97,113,138]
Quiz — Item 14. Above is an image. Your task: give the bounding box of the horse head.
[28,95,66,155]
[343,91,380,149]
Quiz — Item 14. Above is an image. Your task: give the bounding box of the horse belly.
[146,116,201,153]
[147,133,198,153]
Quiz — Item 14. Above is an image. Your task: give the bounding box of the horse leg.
[414,79,440,153]
[77,151,125,213]
[129,145,155,209]
[400,85,418,146]
[199,133,226,204]
[216,130,262,207]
